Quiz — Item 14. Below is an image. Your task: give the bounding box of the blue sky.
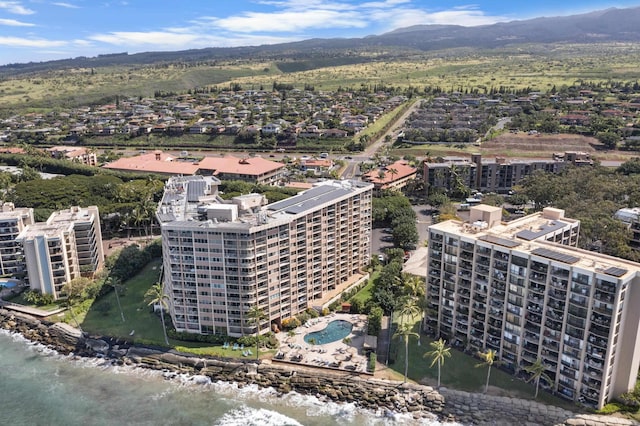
[1,0,639,65]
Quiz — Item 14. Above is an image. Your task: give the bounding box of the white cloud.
[202,1,507,35]
[87,30,297,49]
[52,2,80,8]
[0,36,66,47]
[0,1,35,15]
[0,18,34,26]
[204,9,366,33]
[375,7,507,29]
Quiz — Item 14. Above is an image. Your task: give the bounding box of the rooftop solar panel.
[515,220,568,241]
[187,180,206,202]
[478,235,521,248]
[267,184,335,212]
[603,266,627,277]
[531,247,580,264]
[285,188,350,214]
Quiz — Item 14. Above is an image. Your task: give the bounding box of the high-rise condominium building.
[0,203,34,276]
[426,205,640,409]
[157,176,373,337]
[17,206,103,299]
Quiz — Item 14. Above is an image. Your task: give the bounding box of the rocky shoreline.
[1,308,637,426]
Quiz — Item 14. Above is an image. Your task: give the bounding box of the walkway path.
[0,299,64,317]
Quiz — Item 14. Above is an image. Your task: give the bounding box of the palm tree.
[424,338,451,388]
[393,321,419,383]
[524,358,552,399]
[246,305,267,360]
[387,167,399,182]
[106,277,125,322]
[396,295,421,326]
[61,277,90,332]
[475,349,498,394]
[145,282,169,345]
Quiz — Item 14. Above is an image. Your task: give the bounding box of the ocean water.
[0,330,452,426]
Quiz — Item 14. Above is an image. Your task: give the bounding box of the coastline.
[1,307,637,426]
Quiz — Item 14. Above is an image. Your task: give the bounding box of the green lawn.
[389,321,580,411]
[81,260,167,343]
[80,259,263,358]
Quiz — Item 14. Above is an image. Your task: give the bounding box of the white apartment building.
[157,176,373,337]
[16,206,103,299]
[0,203,34,276]
[426,205,640,409]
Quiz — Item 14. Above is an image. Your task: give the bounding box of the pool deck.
[273,312,372,374]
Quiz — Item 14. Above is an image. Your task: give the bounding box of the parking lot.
[371,204,433,256]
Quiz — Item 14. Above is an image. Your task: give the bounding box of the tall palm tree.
[246,305,267,360]
[393,321,419,383]
[524,358,552,398]
[424,338,451,388]
[402,274,427,338]
[106,277,125,323]
[61,277,89,332]
[145,282,169,345]
[475,349,498,394]
[396,295,421,326]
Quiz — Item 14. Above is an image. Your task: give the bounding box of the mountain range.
[2,6,640,76]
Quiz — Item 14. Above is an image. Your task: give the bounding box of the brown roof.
[103,151,284,177]
[363,160,417,186]
[198,155,285,176]
[103,151,199,175]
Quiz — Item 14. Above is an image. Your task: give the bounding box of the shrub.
[367,352,377,372]
[238,332,278,349]
[167,329,228,345]
[23,289,55,306]
[282,317,301,330]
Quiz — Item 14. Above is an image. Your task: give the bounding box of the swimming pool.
[304,320,353,345]
[0,279,19,289]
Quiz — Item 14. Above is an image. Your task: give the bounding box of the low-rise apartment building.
[424,152,592,194]
[426,205,640,409]
[157,176,373,337]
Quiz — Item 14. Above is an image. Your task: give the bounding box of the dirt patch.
[103,236,155,257]
[482,133,602,153]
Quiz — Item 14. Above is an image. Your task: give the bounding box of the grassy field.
[79,259,270,358]
[3,43,640,115]
[80,259,166,342]
[388,321,581,411]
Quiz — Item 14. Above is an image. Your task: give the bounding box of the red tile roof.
[198,155,284,176]
[103,151,284,177]
[363,160,417,186]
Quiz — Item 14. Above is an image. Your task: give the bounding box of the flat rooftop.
[47,206,96,224]
[158,176,372,230]
[17,222,74,240]
[430,210,640,280]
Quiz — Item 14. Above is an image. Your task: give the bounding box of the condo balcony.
[590,323,611,338]
[548,289,567,302]
[524,320,541,333]
[545,318,563,332]
[588,334,608,349]
[471,312,486,323]
[584,366,603,381]
[593,291,615,304]
[595,280,616,295]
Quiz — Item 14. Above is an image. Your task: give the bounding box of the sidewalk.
[0,299,65,317]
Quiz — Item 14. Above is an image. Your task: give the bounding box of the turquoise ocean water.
[0,330,452,426]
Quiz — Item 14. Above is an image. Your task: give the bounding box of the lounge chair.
[232,343,239,350]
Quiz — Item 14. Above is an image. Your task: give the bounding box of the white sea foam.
[0,329,458,425]
[214,406,304,426]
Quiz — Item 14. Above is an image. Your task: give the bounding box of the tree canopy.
[517,165,640,260]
